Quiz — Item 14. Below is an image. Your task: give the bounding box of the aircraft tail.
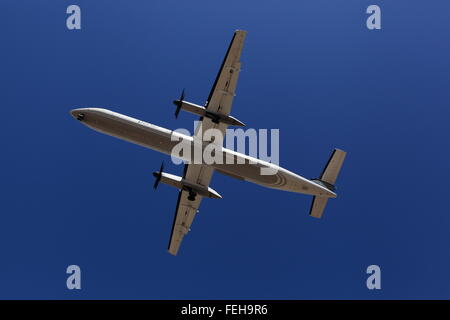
[309,149,346,218]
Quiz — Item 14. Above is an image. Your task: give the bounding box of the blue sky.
[1,0,450,299]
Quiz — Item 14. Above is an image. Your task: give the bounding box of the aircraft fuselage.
[70,108,335,198]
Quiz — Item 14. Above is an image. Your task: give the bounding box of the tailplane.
[309,149,346,218]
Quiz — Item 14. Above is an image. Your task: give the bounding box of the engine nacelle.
[173,100,245,127]
[156,172,222,199]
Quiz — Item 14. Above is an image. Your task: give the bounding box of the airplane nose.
[70,108,87,121]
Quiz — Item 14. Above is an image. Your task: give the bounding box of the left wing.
[167,30,247,255]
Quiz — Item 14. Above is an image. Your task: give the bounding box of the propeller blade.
[153,173,160,190]
[174,105,181,119]
[173,88,185,119]
[180,88,185,102]
[153,161,164,190]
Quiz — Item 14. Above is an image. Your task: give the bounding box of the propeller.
[172,88,185,119]
[152,161,164,190]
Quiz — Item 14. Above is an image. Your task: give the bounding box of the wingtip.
[235,29,247,35]
[334,148,347,156]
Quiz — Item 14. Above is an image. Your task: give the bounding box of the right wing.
[195,30,247,145]
[204,29,246,117]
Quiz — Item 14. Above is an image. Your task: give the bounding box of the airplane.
[70,30,346,256]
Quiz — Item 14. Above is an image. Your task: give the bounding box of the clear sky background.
[1,0,450,299]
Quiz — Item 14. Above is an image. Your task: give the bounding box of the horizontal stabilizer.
[309,196,329,218]
[320,149,346,185]
[309,148,346,218]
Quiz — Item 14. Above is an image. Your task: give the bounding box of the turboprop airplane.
[70,30,346,255]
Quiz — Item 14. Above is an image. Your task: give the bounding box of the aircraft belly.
[212,150,332,197]
[75,109,332,197]
[81,110,177,156]
[214,162,330,196]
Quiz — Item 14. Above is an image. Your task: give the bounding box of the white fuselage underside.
[71,108,335,198]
